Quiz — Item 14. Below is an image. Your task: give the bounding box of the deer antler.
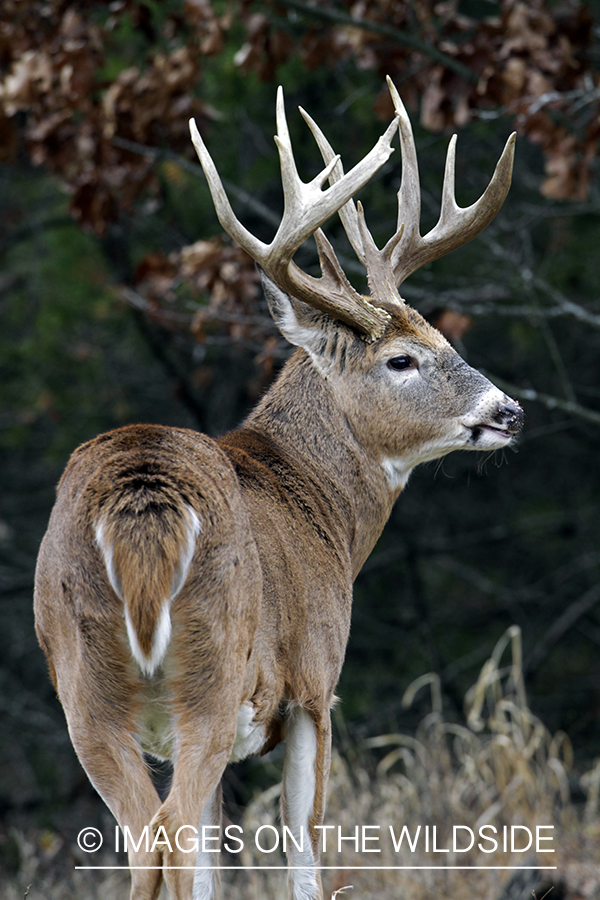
[388,78,516,287]
[302,77,516,305]
[189,87,399,340]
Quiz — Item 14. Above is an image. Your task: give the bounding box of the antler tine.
[271,89,400,264]
[356,200,405,300]
[189,118,268,262]
[387,76,517,286]
[272,87,342,259]
[301,77,515,308]
[301,90,408,308]
[190,87,399,339]
[386,77,422,252]
[298,105,368,266]
[300,107,407,282]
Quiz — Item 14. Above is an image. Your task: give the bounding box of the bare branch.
[276,0,480,84]
[111,135,281,229]
[483,372,600,427]
[525,583,600,675]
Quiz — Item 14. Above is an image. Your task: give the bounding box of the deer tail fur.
[94,497,201,676]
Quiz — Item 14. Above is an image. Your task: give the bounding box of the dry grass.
[230,627,600,899]
[2,626,599,899]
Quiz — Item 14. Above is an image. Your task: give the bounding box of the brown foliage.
[133,239,262,343]
[0,1,220,232]
[3,1,598,206]
[1,0,599,342]
[241,0,598,201]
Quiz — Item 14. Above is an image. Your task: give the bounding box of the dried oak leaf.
[184,0,232,56]
[541,135,583,201]
[132,239,261,343]
[179,239,260,312]
[234,13,294,80]
[432,309,473,344]
[134,253,178,304]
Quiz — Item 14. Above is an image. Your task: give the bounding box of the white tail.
[34,80,522,900]
[94,502,201,676]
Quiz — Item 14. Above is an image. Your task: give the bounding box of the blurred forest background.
[2,0,600,897]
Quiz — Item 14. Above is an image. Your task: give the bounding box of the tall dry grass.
[233,627,600,899]
[3,626,599,899]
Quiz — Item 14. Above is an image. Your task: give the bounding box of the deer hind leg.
[149,716,236,900]
[282,707,332,900]
[148,518,260,899]
[192,784,223,900]
[58,687,163,900]
[149,613,248,896]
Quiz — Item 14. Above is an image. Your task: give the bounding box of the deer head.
[190,77,523,497]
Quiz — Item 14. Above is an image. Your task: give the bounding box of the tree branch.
[525,583,600,675]
[111,136,281,229]
[276,0,480,84]
[482,371,600,427]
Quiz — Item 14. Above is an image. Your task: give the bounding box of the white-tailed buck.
[35,78,523,900]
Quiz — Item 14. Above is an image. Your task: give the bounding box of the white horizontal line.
[76,865,557,871]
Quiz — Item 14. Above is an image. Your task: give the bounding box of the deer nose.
[493,399,524,434]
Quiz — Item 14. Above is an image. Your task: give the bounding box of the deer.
[34,77,523,900]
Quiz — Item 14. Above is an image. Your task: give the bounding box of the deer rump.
[37,420,344,753]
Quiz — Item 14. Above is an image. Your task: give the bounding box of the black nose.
[494,400,524,434]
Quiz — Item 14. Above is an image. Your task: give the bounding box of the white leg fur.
[193,789,220,900]
[229,702,266,762]
[282,707,319,900]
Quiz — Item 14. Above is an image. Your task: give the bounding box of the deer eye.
[387,355,414,371]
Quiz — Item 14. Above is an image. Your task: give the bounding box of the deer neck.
[240,351,396,578]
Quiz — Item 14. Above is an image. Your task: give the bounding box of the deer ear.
[259,269,331,356]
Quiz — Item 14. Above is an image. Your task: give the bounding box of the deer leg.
[59,690,163,900]
[148,532,258,900]
[192,784,223,900]
[150,713,237,900]
[282,706,332,900]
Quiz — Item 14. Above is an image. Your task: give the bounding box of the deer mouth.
[470,423,513,443]
[469,409,523,446]
[467,396,524,447]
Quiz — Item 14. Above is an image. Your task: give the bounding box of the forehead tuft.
[376,302,449,350]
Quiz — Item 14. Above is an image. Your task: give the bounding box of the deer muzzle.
[492,399,524,435]
[465,389,524,449]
